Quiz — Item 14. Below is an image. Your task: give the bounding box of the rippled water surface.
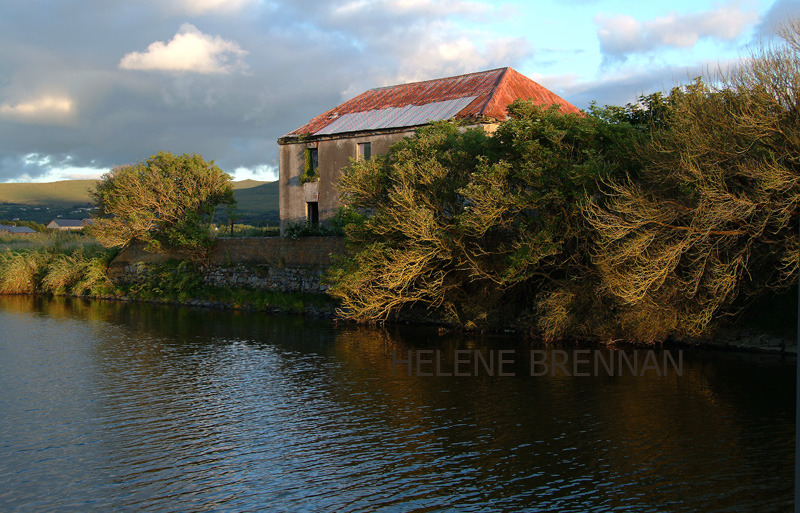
[0,296,795,512]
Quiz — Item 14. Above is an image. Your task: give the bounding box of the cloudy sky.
[0,0,797,183]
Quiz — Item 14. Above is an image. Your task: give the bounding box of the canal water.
[0,296,794,512]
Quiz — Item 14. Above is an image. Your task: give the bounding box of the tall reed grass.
[0,231,115,296]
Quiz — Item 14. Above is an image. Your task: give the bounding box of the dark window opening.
[307,201,319,226]
[357,142,371,161]
[309,147,319,171]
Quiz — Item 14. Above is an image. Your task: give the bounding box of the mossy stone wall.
[108,237,345,293]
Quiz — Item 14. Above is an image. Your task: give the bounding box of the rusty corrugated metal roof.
[285,67,580,138]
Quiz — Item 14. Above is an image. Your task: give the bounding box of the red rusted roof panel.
[483,68,581,118]
[286,67,579,137]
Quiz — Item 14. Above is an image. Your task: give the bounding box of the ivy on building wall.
[300,147,319,184]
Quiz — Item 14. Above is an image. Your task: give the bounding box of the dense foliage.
[586,19,800,340]
[89,152,236,262]
[328,18,799,341]
[328,104,636,333]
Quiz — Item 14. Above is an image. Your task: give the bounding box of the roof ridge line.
[367,67,509,91]
[477,67,510,117]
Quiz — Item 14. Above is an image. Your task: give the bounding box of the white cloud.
[755,0,800,38]
[595,3,760,60]
[386,33,531,85]
[2,154,108,183]
[119,24,248,74]
[232,164,278,181]
[0,95,75,124]
[322,0,513,77]
[363,27,531,88]
[271,0,528,101]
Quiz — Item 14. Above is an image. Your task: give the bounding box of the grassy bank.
[0,230,103,254]
[213,224,280,237]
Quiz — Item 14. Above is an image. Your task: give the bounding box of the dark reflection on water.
[0,296,794,512]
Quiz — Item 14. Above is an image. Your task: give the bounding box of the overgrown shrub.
[327,107,633,332]
[326,19,799,342]
[127,260,204,300]
[0,251,47,293]
[40,249,114,296]
[585,18,800,340]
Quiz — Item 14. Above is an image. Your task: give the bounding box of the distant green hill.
[0,180,97,206]
[234,182,279,212]
[0,179,276,208]
[0,179,279,225]
[231,179,270,191]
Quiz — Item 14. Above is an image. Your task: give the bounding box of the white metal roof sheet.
[314,96,477,135]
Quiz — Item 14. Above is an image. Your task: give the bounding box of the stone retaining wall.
[108,237,345,293]
[202,265,329,293]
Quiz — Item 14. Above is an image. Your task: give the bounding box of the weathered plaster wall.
[278,124,501,235]
[108,237,345,294]
[278,130,413,234]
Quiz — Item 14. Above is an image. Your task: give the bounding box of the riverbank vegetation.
[1,21,797,344]
[0,164,330,312]
[328,18,799,342]
[0,232,116,296]
[121,259,332,313]
[0,231,332,314]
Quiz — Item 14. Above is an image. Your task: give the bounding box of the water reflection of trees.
[326,328,794,510]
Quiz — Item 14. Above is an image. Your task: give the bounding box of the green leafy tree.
[89,152,236,262]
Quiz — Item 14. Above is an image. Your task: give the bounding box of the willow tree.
[585,18,800,340]
[327,103,632,333]
[88,152,236,262]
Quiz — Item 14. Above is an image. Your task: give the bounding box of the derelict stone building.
[277,67,580,234]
